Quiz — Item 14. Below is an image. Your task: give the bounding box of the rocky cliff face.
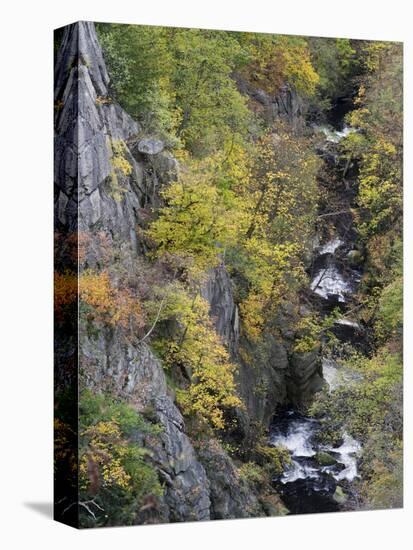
[55,21,212,523]
[202,265,324,426]
[55,21,322,524]
[235,74,307,130]
[81,326,211,522]
[200,264,240,355]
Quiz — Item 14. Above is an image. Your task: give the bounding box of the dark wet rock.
[201,264,239,354]
[287,347,325,407]
[237,334,289,428]
[197,439,262,519]
[332,318,365,349]
[200,265,324,426]
[347,249,363,267]
[235,74,307,130]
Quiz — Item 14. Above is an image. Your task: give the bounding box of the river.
[269,108,365,514]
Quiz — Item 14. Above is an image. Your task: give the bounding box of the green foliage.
[79,390,162,435]
[170,29,251,154]
[345,43,402,240]
[97,26,336,153]
[108,138,133,201]
[78,391,163,527]
[238,462,267,487]
[308,37,358,101]
[310,347,402,509]
[254,444,291,476]
[98,25,251,152]
[357,138,402,237]
[360,434,403,509]
[376,276,403,340]
[147,156,242,277]
[228,128,320,338]
[311,349,402,440]
[238,441,291,499]
[240,34,320,97]
[293,309,340,353]
[97,24,177,140]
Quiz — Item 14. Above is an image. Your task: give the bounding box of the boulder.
[197,439,262,519]
[138,138,165,155]
[333,485,348,505]
[347,249,363,267]
[315,451,337,466]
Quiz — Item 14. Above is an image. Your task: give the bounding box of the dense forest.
[54,22,403,526]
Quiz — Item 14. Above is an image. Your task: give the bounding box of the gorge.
[270,113,365,514]
[54,22,403,528]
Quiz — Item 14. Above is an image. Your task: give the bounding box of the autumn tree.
[148,282,241,430]
[238,34,320,98]
[228,127,320,338]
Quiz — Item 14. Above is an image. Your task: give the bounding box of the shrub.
[79,270,146,331]
[79,391,163,527]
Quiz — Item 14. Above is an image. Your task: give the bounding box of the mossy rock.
[347,249,363,266]
[333,485,348,505]
[260,493,289,516]
[315,451,337,466]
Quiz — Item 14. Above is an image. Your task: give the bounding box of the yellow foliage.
[111,139,132,175]
[80,419,131,492]
[147,156,246,278]
[243,35,319,97]
[107,139,132,201]
[54,418,77,476]
[79,270,145,330]
[154,282,241,429]
[233,129,319,334]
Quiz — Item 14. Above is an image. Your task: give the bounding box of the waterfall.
[269,105,364,515]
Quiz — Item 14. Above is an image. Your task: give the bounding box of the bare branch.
[317,209,354,219]
[137,297,166,345]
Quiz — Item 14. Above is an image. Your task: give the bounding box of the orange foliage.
[79,270,146,330]
[54,271,77,319]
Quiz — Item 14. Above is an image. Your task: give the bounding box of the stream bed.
[269,115,364,514]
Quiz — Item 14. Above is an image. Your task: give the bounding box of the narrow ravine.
[269,102,365,514]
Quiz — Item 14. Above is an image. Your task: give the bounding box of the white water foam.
[270,420,316,458]
[322,357,363,391]
[322,358,342,391]
[271,409,363,485]
[314,124,357,144]
[318,238,344,255]
[281,460,319,484]
[334,318,361,329]
[327,432,361,482]
[310,266,352,302]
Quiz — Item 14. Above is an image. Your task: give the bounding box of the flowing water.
[270,410,361,514]
[269,115,364,514]
[313,124,357,144]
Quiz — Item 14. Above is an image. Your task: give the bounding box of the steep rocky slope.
[55,21,324,524]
